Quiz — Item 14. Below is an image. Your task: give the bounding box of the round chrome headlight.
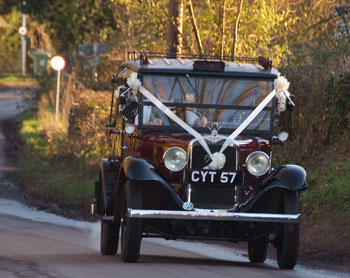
[246,151,270,176]
[163,147,187,172]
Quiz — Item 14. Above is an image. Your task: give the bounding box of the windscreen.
[140,74,274,131]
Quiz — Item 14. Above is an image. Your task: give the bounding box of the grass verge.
[303,158,350,220]
[18,110,95,212]
[0,73,38,86]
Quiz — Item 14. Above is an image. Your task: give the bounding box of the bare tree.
[219,0,226,58]
[232,0,244,57]
[188,0,203,55]
[167,0,183,57]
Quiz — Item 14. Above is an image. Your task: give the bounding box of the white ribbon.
[127,73,291,171]
[219,89,276,154]
[219,74,291,154]
[138,86,212,157]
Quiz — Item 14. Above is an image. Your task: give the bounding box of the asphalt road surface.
[0,205,347,278]
[0,86,347,278]
[0,86,30,121]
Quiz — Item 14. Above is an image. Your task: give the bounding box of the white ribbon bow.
[275,74,294,113]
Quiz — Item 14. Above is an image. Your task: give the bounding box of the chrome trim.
[163,147,187,172]
[127,209,301,223]
[186,183,192,203]
[245,151,270,176]
[90,203,96,216]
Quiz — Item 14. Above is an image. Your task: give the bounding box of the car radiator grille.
[190,143,237,171]
[188,142,239,209]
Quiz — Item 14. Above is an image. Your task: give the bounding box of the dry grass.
[19,79,112,211]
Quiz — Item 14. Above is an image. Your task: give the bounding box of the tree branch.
[232,0,244,58]
[219,0,226,58]
[187,0,203,55]
[158,1,192,54]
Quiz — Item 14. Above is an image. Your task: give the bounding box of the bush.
[18,80,111,212]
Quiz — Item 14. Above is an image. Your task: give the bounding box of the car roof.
[120,58,279,79]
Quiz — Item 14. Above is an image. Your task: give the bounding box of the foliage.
[323,72,350,133]
[0,0,18,14]
[273,54,350,223]
[0,9,21,73]
[18,86,111,210]
[304,158,350,220]
[21,0,116,54]
[2,0,349,85]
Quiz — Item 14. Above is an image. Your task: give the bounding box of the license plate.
[185,169,243,185]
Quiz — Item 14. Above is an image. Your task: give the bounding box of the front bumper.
[127,209,300,223]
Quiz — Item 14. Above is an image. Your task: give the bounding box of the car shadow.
[122,254,279,271]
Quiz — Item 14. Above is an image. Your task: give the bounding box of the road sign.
[78,43,107,56]
[50,55,66,71]
[18,26,28,36]
[88,56,100,67]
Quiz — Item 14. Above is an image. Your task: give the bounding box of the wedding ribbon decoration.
[128,73,212,157]
[274,73,294,113]
[219,73,293,155]
[219,89,276,154]
[127,72,292,171]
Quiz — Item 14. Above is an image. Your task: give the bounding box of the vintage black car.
[92,52,307,269]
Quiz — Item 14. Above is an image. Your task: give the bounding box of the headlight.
[246,151,270,176]
[163,147,187,172]
[125,124,135,134]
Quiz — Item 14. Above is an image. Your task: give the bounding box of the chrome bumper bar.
[127,209,300,223]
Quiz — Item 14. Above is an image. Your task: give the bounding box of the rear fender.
[97,159,119,215]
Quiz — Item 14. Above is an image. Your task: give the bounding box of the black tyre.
[100,219,119,255]
[277,191,300,269]
[248,239,268,263]
[120,180,143,263]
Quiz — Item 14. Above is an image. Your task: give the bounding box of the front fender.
[122,156,183,208]
[123,156,159,180]
[265,165,307,191]
[239,165,307,212]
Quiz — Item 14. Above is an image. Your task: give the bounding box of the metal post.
[21,14,26,75]
[55,70,61,121]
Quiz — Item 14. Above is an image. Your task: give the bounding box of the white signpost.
[19,14,27,75]
[50,55,66,121]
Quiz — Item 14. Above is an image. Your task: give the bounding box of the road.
[0,86,30,121]
[0,86,347,278]
[0,202,346,278]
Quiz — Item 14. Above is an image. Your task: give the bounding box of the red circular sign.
[18,26,28,36]
[50,56,66,71]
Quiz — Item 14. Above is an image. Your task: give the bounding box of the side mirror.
[271,131,289,145]
[286,94,295,112]
[118,86,131,105]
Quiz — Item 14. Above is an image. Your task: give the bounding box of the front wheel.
[277,191,300,269]
[248,239,268,263]
[120,180,143,263]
